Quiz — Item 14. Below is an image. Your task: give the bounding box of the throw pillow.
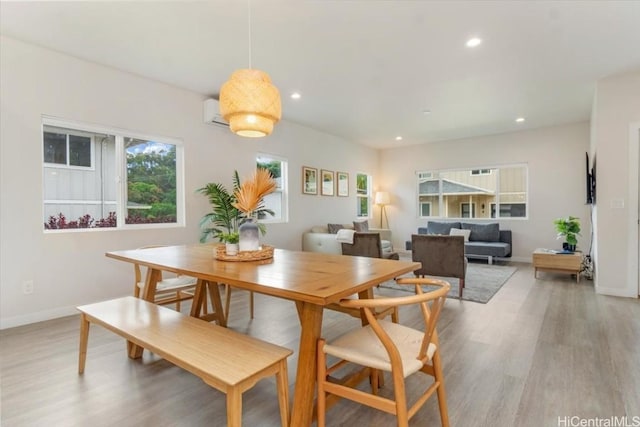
[461,222,500,242]
[449,228,471,242]
[327,223,345,234]
[427,221,461,236]
[353,220,369,232]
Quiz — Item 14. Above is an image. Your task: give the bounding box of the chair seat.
[323,320,436,377]
[137,276,197,294]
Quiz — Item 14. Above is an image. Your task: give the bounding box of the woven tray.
[214,244,274,262]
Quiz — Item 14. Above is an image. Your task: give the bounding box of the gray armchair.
[411,234,467,298]
[330,232,399,323]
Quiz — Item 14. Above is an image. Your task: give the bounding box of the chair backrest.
[338,277,450,362]
[341,232,383,258]
[411,234,466,279]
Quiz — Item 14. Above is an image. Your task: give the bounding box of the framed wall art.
[321,169,334,196]
[302,166,318,195]
[337,171,349,197]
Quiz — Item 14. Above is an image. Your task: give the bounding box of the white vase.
[239,218,260,251]
[225,242,239,256]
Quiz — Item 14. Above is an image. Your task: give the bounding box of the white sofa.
[302,225,394,255]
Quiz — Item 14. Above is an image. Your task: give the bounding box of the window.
[256,153,288,223]
[417,165,527,219]
[460,203,476,218]
[470,169,491,176]
[43,117,184,230]
[44,129,93,168]
[420,202,431,217]
[491,203,526,218]
[356,173,371,218]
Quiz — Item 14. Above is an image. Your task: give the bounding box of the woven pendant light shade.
[219,69,282,138]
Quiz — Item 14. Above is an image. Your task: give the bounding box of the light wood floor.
[1,262,639,426]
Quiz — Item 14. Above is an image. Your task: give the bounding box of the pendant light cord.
[248,0,252,69]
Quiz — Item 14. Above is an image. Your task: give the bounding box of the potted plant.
[554,216,581,252]
[197,170,275,247]
[220,231,240,255]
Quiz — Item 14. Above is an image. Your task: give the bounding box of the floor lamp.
[374,191,390,229]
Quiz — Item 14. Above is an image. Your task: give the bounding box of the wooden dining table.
[106,243,420,427]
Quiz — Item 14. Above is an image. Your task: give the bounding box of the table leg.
[141,268,162,301]
[290,302,323,427]
[206,281,226,327]
[190,279,207,318]
[357,288,374,327]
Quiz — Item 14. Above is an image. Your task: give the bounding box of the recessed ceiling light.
[422,109,432,115]
[395,136,403,141]
[515,117,525,123]
[291,92,301,100]
[466,37,482,48]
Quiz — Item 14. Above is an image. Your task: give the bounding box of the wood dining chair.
[222,284,254,321]
[317,277,451,427]
[133,245,198,312]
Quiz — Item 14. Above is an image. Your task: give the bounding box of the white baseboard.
[595,285,638,298]
[0,305,78,330]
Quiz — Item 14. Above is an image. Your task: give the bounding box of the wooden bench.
[77,296,292,427]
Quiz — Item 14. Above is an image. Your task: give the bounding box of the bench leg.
[78,313,90,374]
[275,359,290,427]
[226,387,242,427]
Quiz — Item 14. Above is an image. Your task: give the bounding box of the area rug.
[378,262,517,304]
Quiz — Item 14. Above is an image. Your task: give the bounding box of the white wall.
[0,36,379,328]
[591,70,640,297]
[379,122,592,262]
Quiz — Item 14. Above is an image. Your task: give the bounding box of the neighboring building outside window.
[43,117,184,230]
[470,169,491,176]
[420,202,431,217]
[44,129,93,168]
[417,165,527,219]
[356,172,371,218]
[256,153,288,223]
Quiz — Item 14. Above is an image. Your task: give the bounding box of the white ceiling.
[1,1,639,148]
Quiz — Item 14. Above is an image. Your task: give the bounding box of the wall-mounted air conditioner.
[203,99,229,127]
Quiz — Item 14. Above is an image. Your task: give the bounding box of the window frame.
[416,164,528,220]
[256,152,288,224]
[42,116,186,232]
[356,172,372,219]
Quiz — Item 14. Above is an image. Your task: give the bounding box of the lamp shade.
[219,69,282,137]
[375,191,390,205]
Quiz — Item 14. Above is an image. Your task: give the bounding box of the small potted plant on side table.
[554,216,581,252]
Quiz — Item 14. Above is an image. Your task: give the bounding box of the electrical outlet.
[22,280,34,295]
